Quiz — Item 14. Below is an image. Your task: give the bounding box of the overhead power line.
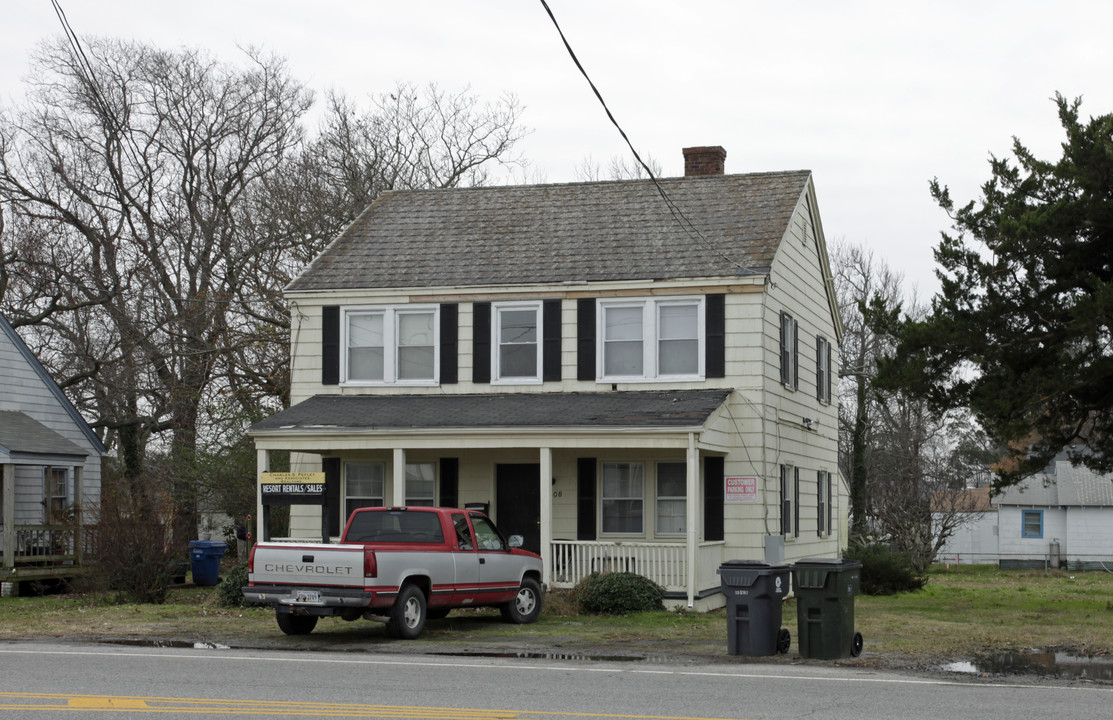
[537,0,754,275]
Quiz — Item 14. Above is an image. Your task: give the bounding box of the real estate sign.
[725,476,760,503]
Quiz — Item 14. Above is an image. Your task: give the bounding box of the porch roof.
[250,389,733,435]
[0,410,88,462]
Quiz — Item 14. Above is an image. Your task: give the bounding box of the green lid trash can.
[188,540,227,587]
[717,560,791,656]
[791,558,863,659]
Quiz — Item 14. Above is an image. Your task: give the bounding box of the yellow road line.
[0,692,740,720]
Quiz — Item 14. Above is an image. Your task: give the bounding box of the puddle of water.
[109,639,229,650]
[944,650,1113,682]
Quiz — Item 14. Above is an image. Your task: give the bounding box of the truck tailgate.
[250,542,365,586]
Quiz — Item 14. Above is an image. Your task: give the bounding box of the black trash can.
[791,558,863,659]
[188,540,227,586]
[717,560,791,656]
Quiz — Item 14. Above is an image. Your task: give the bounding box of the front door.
[495,463,540,554]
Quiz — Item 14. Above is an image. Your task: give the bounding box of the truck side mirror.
[508,535,524,549]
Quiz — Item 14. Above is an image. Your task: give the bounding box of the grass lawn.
[1,565,1110,658]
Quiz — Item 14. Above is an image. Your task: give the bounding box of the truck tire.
[276,612,317,635]
[386,584,427,639]
[500,577,543,624]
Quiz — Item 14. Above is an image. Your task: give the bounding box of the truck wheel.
[500,577,543,624]
[386,584,427,639]
[276,612,317,635]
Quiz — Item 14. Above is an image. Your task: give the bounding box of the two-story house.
[249,146,845,609]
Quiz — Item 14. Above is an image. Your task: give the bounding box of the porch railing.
[1,525,80,566]
[550,539,724,593]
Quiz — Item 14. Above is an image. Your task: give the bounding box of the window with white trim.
[45,467,68,523]
[345,462,385,518]
[655,462,686,535]
[494,302,542,382]
[602,462,644,534]
[598,298,703,381]
[406,462,436,506]
[343,306,437,384]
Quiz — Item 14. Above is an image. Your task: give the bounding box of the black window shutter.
[577,298,596,381]
[778,311,788,385]
[794,466,801,538]
[577,457,596,540]
[705,294,725,378]
[826,340,833,403]
[543,299,562,382]
[322,306,340,385]
[704,456,724,542]
[816,336,825,402]
[323,457,341,540]
[472,302,491,384]
[439,458,459,508]
[793,319,800,390]
[440,304,458,385]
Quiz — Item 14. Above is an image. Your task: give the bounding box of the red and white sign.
[725,476,760,503]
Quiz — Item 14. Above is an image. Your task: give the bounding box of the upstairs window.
[494,302,542,382]
[343,306,438,385]
[816,335,832,403]
[598,298,703,381]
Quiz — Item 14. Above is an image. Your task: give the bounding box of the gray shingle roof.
[996,460,1113,507]
[251,390,732,433]
[0,410,88,458]
[287,172,812,292]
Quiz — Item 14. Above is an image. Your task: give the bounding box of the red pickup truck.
[243,506,544,639]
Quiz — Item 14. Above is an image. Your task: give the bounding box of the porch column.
[686,433,699,609]
[539,447,553,585]
[2,464,14,570]
[392,448,406,506]
[256,449,268,542]
[72,465,83,566]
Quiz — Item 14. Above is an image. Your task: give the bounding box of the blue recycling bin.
[188,540,227,586]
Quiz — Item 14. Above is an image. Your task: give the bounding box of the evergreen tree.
[880,93,1113,488]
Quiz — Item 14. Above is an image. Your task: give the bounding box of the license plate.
[293,590,321,604]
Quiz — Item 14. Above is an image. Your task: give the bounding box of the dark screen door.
[495,463,541,554]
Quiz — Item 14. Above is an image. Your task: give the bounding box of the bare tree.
[574,153,662,181]
[0,42,530,546]
[832,240,990,570]
[0,37,313,545]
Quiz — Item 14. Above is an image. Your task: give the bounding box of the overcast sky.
[4,1,1112,298]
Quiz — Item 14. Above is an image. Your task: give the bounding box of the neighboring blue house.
[0,312,105,590]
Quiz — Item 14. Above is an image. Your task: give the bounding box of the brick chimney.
[683,146,727,176]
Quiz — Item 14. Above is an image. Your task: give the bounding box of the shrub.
[89,470,180,604]
[845,543,926,595]
[575,572,664,615]
[216,563,253,608]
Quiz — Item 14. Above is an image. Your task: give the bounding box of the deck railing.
[550,539,724,593]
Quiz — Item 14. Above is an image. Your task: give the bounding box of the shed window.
[1021,510,1043,538]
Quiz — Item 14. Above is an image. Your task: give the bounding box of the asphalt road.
[0,641,1110,720]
